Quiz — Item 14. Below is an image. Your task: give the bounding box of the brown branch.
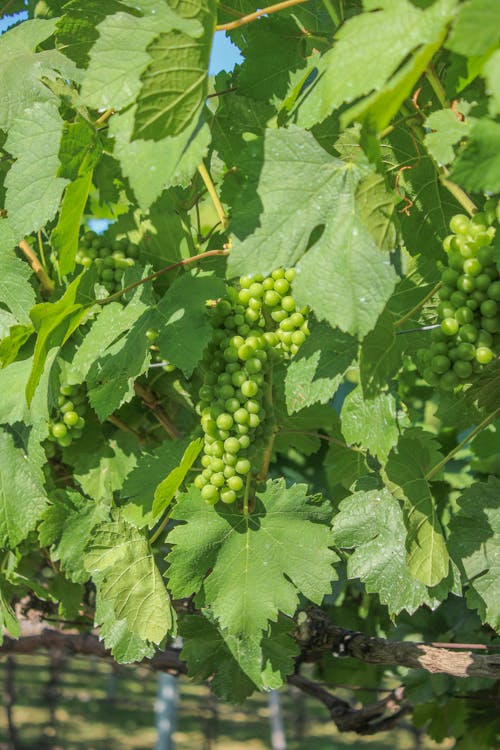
[97,248,229,306]
[134,381,183,439]
[294,607,500,681]
[216,0,307,31]
[18,239,54,295]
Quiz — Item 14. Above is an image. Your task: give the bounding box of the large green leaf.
[449,118,500,193]
[132,0,216,140]
[446,0,500,57]
[294,0,457,129]
[56,0,132,68]
[167,480,338,637]
[1,100,67,248]
[385,429,450,587]
[0,18,78,131]
[152,438,203,518]
[155,272,225,377]
[63,431,140,502]
[27,271,93,404]
[0,250,35,325]
[122,437,196,529]
[109,106,211,209]
[424,106,471,167]
[333,489,445,616]
[80,3,200,112]
[0,428,48,548]
[39,490,110,583]
[341,387,399,462]
[85,513,175,644]
[180,614,298,702]
[285,322,357,414]
[448,477,500,630]
[226,127,397,337]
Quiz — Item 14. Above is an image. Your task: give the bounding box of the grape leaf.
[359,308,405,396]
[80,4,200,112]
[63,431,140,502]
[446,0,500,57]
[274,367,339,456]
[0,18,77,131]
[0,325,33,368]
[85,512,175,644]
[109,105,210,208]
[95,595,156,663]
[0,579,20,642]
[39,490,110,583]
[152,438,203,518]
[235,16,309,104]
[484,49,500,116]
[132,0,216,140]
[449,118,500,193]
[448,477,500,630]
[226,127,397,337]
[0,250,35,325]
[386,126,460,257]
[285,322,357,414]
[69,283,152,385]
[26,271,93,404]
[56,0,132,68]
[51,170,94,277]
[341,387,399,461]
[156,272,225,377]
[424,107,471,166]
[122,437,196,529]
[385,428,450,587]
[1,100,67,248]
[0,427,48,549]
[180,613,298,702]
[86,309,153,421]
[293,0,456,129]
[333,489,445,616]
[167,480,338,637]
[324,441,369,491]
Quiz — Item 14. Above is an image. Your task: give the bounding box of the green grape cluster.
[420,204,500,391]
[47,383,87,448]
[76,231,139,294]
[194,268,309,506]
[146,328,177,373]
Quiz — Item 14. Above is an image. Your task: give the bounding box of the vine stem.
[426,64,448,108]
[18,239,54,295]
[134,382,182,440]
[322,0,342,25]
[97,248,229,305]
[393,282,442,329]
[440,176,477,217]
[95,108,115,126]
[149,510,173,545]
[216,0,307,31]
[197,162,228,229]
[425,407,500,481]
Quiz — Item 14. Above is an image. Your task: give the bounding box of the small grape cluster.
[146,329,177,373]
[194,268,309,506]
[420,205,500,390]
[76,231,139,294]
[47,383,87,448]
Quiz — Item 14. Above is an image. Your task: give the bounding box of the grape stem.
[425,407,500,481]
[322,0,343,25]
[197,162,228,229]
[394,282,442,329]
[216,0,307,31]
[18,239,54,295]
[95,108,115,126]
[97,248,229,305]
[149,510,173,545]
[134,382,182,439]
